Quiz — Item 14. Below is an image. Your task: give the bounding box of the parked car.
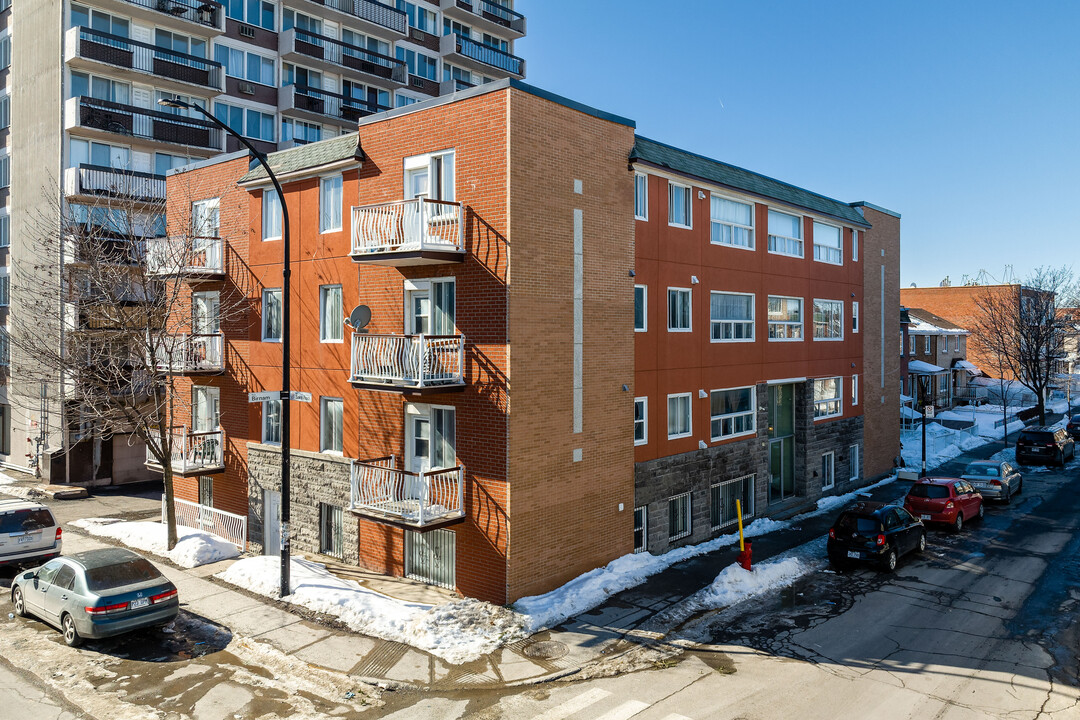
[903,477,983,532]
[1015,426,1075,467]
[10,548,178,647]
[1066,415,1080,441]
[960,460,1023,503]
[0,499,62,568]
[827,501,926,572]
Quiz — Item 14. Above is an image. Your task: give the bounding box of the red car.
[903,477,983,532]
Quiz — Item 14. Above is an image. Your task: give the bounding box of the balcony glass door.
[405,279,455,335]
[192,291,219,334]
[768,383,795,503]
[405,404,456,477]
[192,386,220,431]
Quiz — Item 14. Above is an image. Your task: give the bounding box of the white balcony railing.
[147,427,224,474]
[163,495,246,549]
[350,333,464,388]
[154,332,224,373]
[146,235,223,276]
[350,198,463,257]
[350,456,464,527]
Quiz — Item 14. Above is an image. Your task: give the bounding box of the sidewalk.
[25,403,1078,692]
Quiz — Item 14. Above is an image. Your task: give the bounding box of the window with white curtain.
[320,397,343,453]
[634,173,648,220]
[767,209,802,257]
[667,393,692,439]
[852,229,859,261]
[710,386,755,440]
[668,288,691,332]
[668,181,691,228]
[852,374,859,406]
[191,198,219,238]
[262,400,281,444]
[262,190,282,241]
[262,288,281,341]
[319,175,342,233]
[813,377,842,419]
[710,196,754,248]
[768,296,803,340]
[813,221,842,264]
[852,301,860,333]
[320,285,343,342]
[813,299,843,340]
[710,292,754,341]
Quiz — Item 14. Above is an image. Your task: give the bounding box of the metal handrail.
[452,32,524,75]
[350,458,464,526]
[146,235,224,275]
[350,333,465,387]
[308,0,407,34]
[288,83,392,117]
[290,29,407,83]
[350,197,464,255]
[155,332,224,372]
[69,164,166,201]
[121,0,223,29]
[73,95,223,150]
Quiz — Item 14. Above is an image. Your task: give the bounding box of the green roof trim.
[240,132,361,183]
[630,136,870,227]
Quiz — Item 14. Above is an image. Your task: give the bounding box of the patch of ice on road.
[71,519,239,568]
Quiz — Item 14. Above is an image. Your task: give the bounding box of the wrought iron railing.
[64,164,166,202]
[351,198,463,256]
[71,27,224,90]
[287,29,407,84]
[70,96,223,151]
[350,456,464,526]
[350,333,464,387]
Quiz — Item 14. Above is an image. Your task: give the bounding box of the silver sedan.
[10,547,179,647]
[961,460,1024,503]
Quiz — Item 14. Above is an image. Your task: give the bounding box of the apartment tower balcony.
[146,427,225,476]
[279,29,407,90]
[440,32,524,78]
[349,456,464,528]
[349,333,465,394]
[63,165,166,204]
[146,235,224,279]
[279,85,391,127]
[65,27,225,94]
[350,198,464,265]
[65,96,224,153]
[95,0,225,34]
[154,332,225,374]
[440,0,526,38]
[296,0,408,41]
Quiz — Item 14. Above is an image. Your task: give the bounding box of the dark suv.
[827,501,926,572]
[1015,426,1075,466]
[1066,415,1080,441]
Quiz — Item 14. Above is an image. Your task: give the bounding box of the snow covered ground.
[70,518,240,568]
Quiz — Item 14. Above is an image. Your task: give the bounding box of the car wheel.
[916,532,927,554]
[954,513,964,533]
[61,614,82,648]
[883,550,898,572]
[11,587,25,617]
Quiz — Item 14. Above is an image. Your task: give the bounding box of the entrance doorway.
[768,383,796,503]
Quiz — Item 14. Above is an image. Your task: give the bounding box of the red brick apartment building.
[161,80,899,603]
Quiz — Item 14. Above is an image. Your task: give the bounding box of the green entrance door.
[768,384,796,503]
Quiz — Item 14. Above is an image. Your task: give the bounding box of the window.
[214,46,275,85]
[954,335,960,352]
[710,196,754,248]
[396,95,418,108]
[768,296,802,340]
[0,213,8,248]
[812,299,843,340]
[155,152,195,176]
[213,102,274,142]
[711,474,754,530]
[225,0,275,30]
[396,47,438,81]
[767,209,803,257]
[261,288,281,341]
[320,285,343,342]
[70,139,131,171]
[852,374,859,406]
[822,452,835,490]
[0,153,9,189]
[710,387,755,440]
[0,93,9,129]
[281,119,322,145]
[814,377,842,419]
[852,301,860,333]
[0,33,8,70]
[191,198,219,238]
[262,399,281,444]
[0,327,9,367]
[70,4,129,36]
[710,292,754,341]
[0,404,9,455]
[633,285,647,332]
[0,271,10,307]
[668,492,692,541]
[282,8,323,33]
[812,221,842,264]
[262,190,282,241]
[634,173,648,220]
[667,393,692,439]
[633,506,647,553]
[634,397,647,446]
[924,336,931,355]
[852,230,859,261]
[320,397,343,454]
[849,444,860,482]
[909,334,915,355]
[319,503,344,558]
[398,1,438,33]
[319,175,343,233]
[668,182,692,228]
[404,150,455,202]
[444,19,471,37]
[940,334,949,352]
[155,29,206,58]
[667,288,691,332]
[70,71,131,104]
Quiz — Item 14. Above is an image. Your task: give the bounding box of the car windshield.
[0,509,54,534]
[84,558,163,592]
[964,464,999,478]
[837,514,880,533]
[909,484,951,499]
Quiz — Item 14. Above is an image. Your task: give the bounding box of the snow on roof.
[908,359,947,374]
[906,308,968,335]
[901,405,923,418]
[954,359,982,374]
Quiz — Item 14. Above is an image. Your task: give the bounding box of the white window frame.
[0,210,9,248]
[667,287,692,332]
[940,334,949,353]
[852,229,859,261]
[849,444,860,482]
[404,148,455,202]
[262,399,281,445]
[924,336,931,355]
[667,392,692,439]
[320,396,344,454]
[710,474,755,531]
[813,377,843,420]
[852,373,859,406]
[710,386,756,441]
[319,284,343,343]
[191,197,220,238]
[633,506,647,553]
[710,291,755,343]
[954,335,960,352]
[822,451,835,491]
[319,174,343,233]
[812,221,843,265]
[0,268,9,307]
[668,492,692,542]
[634,284,647,332]
[767,209,803,258]
[634,172,648,221]
[852,301,860,333]
[262,190,282,241]
[709,193,755,250]
[909,334,916,355]
[812,299,844,341]
[261,288,282,342]
[768,295,803,341]
[667,181,692,229]
[634,397,648,446]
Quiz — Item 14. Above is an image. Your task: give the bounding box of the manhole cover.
[522,640,568,660]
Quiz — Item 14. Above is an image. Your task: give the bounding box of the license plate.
[17,534,35,544]
[920,514,932,520]
[129,597,149,610]
[846,550,861,559]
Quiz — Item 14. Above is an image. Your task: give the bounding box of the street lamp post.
[158,98,293,598]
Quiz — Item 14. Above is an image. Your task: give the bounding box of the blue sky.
[515,1,1079,288]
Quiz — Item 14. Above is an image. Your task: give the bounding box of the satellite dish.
[347,305,371,331]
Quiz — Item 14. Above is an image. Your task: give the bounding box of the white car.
[0,499,62,567]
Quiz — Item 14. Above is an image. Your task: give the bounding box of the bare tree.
[9,172,249,549]
[971,266,1079,426]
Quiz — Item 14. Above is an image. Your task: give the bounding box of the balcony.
[63,164,166,204]
[146,235,224,279]
[279,29,406,89]
[66,27,225,94]
[298,0,407,40]
[154,332,224,374]
[98,0,225,33]
[440,0,526,38]
[351,198,464,265]
[65,96,224,153]
[349,333,465,394]
[279,84,391,126]
[146,427,225,476]
[350,456,464,528]
[441,32,524,78]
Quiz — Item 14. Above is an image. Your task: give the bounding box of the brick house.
[903,307,976,409]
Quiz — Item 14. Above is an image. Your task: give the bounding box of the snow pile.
[800,473,900,518]
[693,558,809,610]
[217,555,522,664]
[70,518,240,568]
